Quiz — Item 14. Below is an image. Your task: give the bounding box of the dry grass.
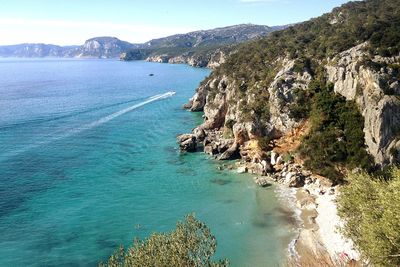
[273,120,311,156]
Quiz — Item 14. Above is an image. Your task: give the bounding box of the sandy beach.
[292,180,360,265]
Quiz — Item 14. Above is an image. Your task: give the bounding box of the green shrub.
[338,167,400,266]
[288,88,312,121]
[299,81,373,183]
[100,214,228,267]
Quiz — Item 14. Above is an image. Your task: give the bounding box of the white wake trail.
[65,91,175,136]
[0,91,176,160]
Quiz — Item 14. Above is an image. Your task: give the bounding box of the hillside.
[0,37,135,58]
[0,43,80,58]
[182,0,400,178]
[0,24,285,62]
[0,37,137,59]
[179,1,400,263]
[121,24,287,68]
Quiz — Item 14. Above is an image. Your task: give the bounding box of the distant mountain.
[0,24,288,62]
[77,37,138,58]
[0,43,79,58]
[0,37,136,59]
[121,24,288,67]
[142,24,281,48]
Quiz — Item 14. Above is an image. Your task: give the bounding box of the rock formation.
[326,43,400,164]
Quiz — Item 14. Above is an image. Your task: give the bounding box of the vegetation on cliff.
[218,0,400,77]
[121,24,286,66]
[100,215,228,267]
[338,167,400,266]
[298,81,373,183]
[201,0,400,182]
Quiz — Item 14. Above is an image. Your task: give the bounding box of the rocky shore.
[177,131,360,264]
[176,35,398,266]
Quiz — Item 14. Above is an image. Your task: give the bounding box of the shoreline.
[221,159,361,265]
[179,127,362,265]
[272,172,360,265]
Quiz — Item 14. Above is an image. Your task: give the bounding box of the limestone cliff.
[183,57,313,163]
[182,42,400,167]
[145,49,227,68]
[179,0,400,171]
[326,43,400,164]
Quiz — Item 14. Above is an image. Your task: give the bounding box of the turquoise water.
[0,59,293,266]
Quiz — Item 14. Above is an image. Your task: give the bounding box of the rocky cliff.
[121,24,287,68]
[143,48,228,68]
[326,43,400,165]
[183,44,400,165]
[179,0,400,180]
[77,37,136,58]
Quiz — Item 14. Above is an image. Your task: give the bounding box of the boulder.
[237,166,248,174]
[177,134,197,152]
[219,143,240,160]
[193,127,206,142]
[217,139,235,154]
[289,173,305,188]
[276,155,283,166]
[270,151,278,165]
[254,177,271,187]
[204,143,218,155]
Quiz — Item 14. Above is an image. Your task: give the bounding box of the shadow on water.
[166,158,185,166]
[274,206,298,226]
[210,178,232,186]
[0,153,64,217]
[97,238,119,250]
[221,199,236,204]
[176,167,196,175]
[118,166,150,175]
[163,145,178,154]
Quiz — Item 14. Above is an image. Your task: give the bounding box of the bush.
[338,167,400,266]
[100,214,228,267]
[299,81,373,183]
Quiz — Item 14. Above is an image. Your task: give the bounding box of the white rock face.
[326,43,400,164]
[268,58,312,134]
[271,151,278,165]
[185,42,399,165]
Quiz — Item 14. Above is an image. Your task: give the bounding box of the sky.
[0,0,352,46]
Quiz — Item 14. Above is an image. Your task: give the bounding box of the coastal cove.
[0,59,295,266]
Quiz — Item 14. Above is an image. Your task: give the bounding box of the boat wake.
[0,91,176,160]
[63,91,175,137]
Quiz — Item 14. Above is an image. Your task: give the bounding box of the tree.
[99,214,229,267]
[338,167,400,266]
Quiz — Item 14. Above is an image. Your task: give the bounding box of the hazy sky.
[0,0,351,45]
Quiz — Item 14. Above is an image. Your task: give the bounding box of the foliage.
[338,167,400,266]
[216,0,400,90]
[99,214,228,267]
[299,82,373,183]
[288,88,312,121]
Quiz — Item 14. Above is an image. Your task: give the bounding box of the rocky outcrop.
[122,24,288,68]
[145,49,228,69]
[326,43,400,164]
[184,57,313,163]
[177,134,197,152]
[182,42,400,166]
[78,37,136,58]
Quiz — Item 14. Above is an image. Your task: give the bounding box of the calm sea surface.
[0,59,293,266]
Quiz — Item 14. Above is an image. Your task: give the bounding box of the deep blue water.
[0,59,293,266]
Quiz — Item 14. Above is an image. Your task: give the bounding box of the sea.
[0,58,294,267]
